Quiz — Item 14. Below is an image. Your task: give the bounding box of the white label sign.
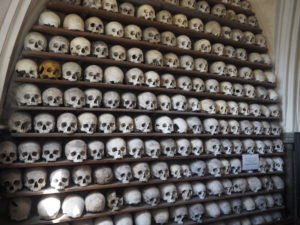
[242,154,259,171]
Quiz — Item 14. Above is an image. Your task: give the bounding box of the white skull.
[186,116,202,134]
[265,157,275,172]
[194,39,211,53]
[50,168,70,190]
[228,120,240,134]
[204,118,219,134]
[103,91,120,108]
[244,84,256,98]
[134,115,152,132]
[212,43,225,56]
[261,54,272,65]
[105,21,124,37]
[85,17,104,34]
[240,120,253,135]
[271,122,281,135]
[224,45,235,58]
[106,191,124,211]
[221,26,232,39]
[160,183,178,203]
[176,138,192,156]
[134,211,151,225]
[188,203,204,223]
[144,71,160,87]
[236,13,247,24]
[268,105,280,117]
[132,162,150,182]
[98,113,116,133]
[205,79,219,93]
[180,55,194,70]
[254,195,267,211]
[192,182,206,199]
[156,10,172,24]
[273,193,283,206]
[37,195,61,220]
[205,202,221,218]
[268,89,279,101]
[164,53,180,68]
[273,139,284,152]
[188,98,201,111]
[221,139,233,154]
[123,187,142,205]
[121,92,137,109]
[177,182,193,200]
[242,197,255,211]
[207,159,222,177]
[93,166,114,184]
[160,138,176,156]
[210,61,226,75]
[170,164,182,179]
[57,112,77,133]
[138,92,157,110]
[24,168,47,192]
[192,78,205,93]
[248,15,258,26]
[0,169,23,193]
[205,138,221,155]
[84,65,103,82]
[161,73,176,88]
[264,139,273,152]
[64,87,85,108]
[85,88,102,108]
[78,112,97,134]
[273,157,284,172]
[15,58,38,78]
[211,3,226,17]
[231,199,242,214]
[204,21,221,36]
[225,65,237,77]
[114,163,132,183]
[195,58,208,72]
[247,176,262,192]
[70,37,91,56]
[0,141,17,164]
[189,18,204,31]
[230,158,242,174]
[151,161,169,180]
[265,71,276,83]
[215,100,229,114]
[232,178,247,193]
[124,24,142,40]
[18,141,40,163]
[172,14,188,28]
[222,179,233,195]
[161,31,177,47]
[171,206,188,224]
[259,158,267,173]
[249,104,262,117]
[239,102,249,115]
[110,45,126,61]
[103,0,118,12]
[253,69,266,82]
[39,10,61,27]
[157,95,171,111]
[255,34,267,48]
[196,1,211,13]
[201,99,216,114]
[206,180,223,196]
[152,208,169,224]
[85,192,105,213]
[145,49,163,66]
[253,121,263,135]
[177,76,192,91]
[72,165,92,187]
[155,116,174,133]
[145,139,161,158]
[65,139,87,162]
[235,48,247,61]
[9,197,32,221]
[114,214,133,225]
[272,176,284,189]
[143,27,161,43]
[106,138,127,159]
[261,105,271,117]
[15,83,41,106]
[255,140,266,154]
[137,4,155,20]
[33,113,55,134]
[249,52,263,63]
[117,115,134,133]
[127,138,144,158]
[219,120,229,134]
[48,35,69,54]
[220,82,233,95]
[220,159,231,175]
[219,200,232,215]
[119,2,135,16]
[62,194,85,218]
[177,35,192,50]
[190,160,206,176]
[172,118,188,133]
[63,13,84,31]
[127,47,144,63]
[92,41,108,58]
[24,32,47,51]
[62,62,82,81]
[172,94,187,111]
[238,67,253,80]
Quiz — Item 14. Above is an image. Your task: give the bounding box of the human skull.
[157,95,171,111]
[144,71,160,87]
[264,139,273,152]
[273,157,284,172]
[105,21,124,37]
[117,115,134,133]
[250,104,262,117]
[221,139,233,154]
[235,48,247,61]
[0,169,23,193]
[132,162,150,182]
[204,21,221,36]
[8,112,32,133]
[98,113,116,133]
[15,84,41,106]
[268,89,279,101]
[232,178,247,193]
[177,76,192,91]
[255,140,266,154]
[134,115,152,132]
[152,208,169,224]
[0,141,17,164]
[127,47,144,63]
[64,87,85,108]
[249,52,263,63]
[155,116,174,133]
[114,164,132,183]
[121,92,137,109]
[123,187,142,205]
[106,138,127,159]
[207,159,222,177]
[240,120,254,135]
[18,141,40,163]
[145,139,161,158]
[65,139,87,162]
[124,24,142,40]
[63,13,84,31]
[39,10,61,27]
[62,62,82,81]
[145,49,163,66]
[24,32,47,51]
[230,158,242,174]
[85,192,106,214]
[177,182,193,200]
[103,0,118,12]
[222,179,233,195]
[164,53,180,68]
[242,197,255,211]
[206,180,223,196]
[137,4,155,20]
[186,116,202,134]
[62,194,85,218]
[84,65,103,82]
[189,18,204,31]
[176,138,192,156]
[15,58,38,78]
[272,176,284,189]
[170,164,182,179]
[231,199,242,214]
[211,3,226,17]
[138,92,157,110]
[171,206,188,224]
[192,78,205,92]
[143,27,161,44]
[103,91,120,108]
[177,35,192,50]
[119,2,135,16]
[273,139,284,152]
[87,140,104,160]
[78,112,97,134]
[205,79,219,93]
[161,73,176,89]
[219,120,229,134]
[188,98,201,112]
[194,39,211,53]
[160,138,176,157]
[172,14,188,28]
[253,121,263,135]
[91,41,108,58]
[265,71,276,83]
[127,138,144,158]
[106,191,124,211]
[72,165,92,187]
[201,99,216,114]
[9,197,32,221]
[37,195,61,220]
[228,120,240,134]
[192,182,206,199]
[110,45,126,61]
[161,31,177,47]
[56,113,77,134]
[180,55,194,70]
[33,113,55,133]
[205,138,221,155]
[85,16,104,34]
[224,45,235,58]
[93,166,114,184]
[221,26,232,39]
[156,10,172,24]
[172,94,187,111]
[273,193,284,206]
[238,102,249,115]
[203,118,219,134]
[84,88,102,108]
[196,1,210,13]
[247,176,262,192]
[212,43,225,56]
[190,160,206,176]
[248,15,258,27]
[268,105,280,117]
[271,122,281,135]
[205,202,221,218]
[160,183,178,203]
[194,58,208,72]
[215,100,229,114]
[220,82,233,95]
[70,37,91,56]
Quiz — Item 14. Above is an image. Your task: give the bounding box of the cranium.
[103,91,120,108]
[205,138,221,155]
[15,84,41,106]
[119,2,135,16]
[151,161,169,180]
[70,37,91,56]
[127,138,144,158]
[106,138,127,159]
[137,4,155,21]
[15,58,38,78]
[98,113,116,133]
[156,10,172,24]
[124,24,142,40]
[65,139,87,162]
[18,141,40,163]
[172,14,188,28]
[114,163,132,183]
[24,32,47,51]
[143,27,161,44]
[72,165,92,187]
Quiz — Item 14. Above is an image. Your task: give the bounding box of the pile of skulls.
[0,138,284,164]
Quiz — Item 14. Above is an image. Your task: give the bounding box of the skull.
[261,105,271,117]
[138,92,157,110]
[248,16,258,27]
[117,115,134,133]
[204,118,219,134]
[177,76,192,91]
[273,157,284,172]
[259,158,267,173]
[151,162,169,180]
[172,94,187,111]
[33,113,55,133]
[204,21,221,36]
[160,138,176,156]
[127,47,144,63]
[254,195,267,211]
[15,84,41,106]
[173,14,188,28]
[119,2,135,16]
[207,159,222,177]
[210,61,226,75]
[24,167,47,191]
[177,35,192,50]
[226,65,238,77]
[243,31,255,45]
[271,122,281,135]
[205,202,221,218]
[212,43,225,56]
[253,121,263,135]
[192,78,205,92]
[132,162,150,182]
[64,87,85,108]
[264,139,273,152]
[78,112,97,134]
[70,37,91,56]
[221,26,232,39]
[186,116,202,134]
[230,158,242,174]
[221,139,233,154]
[228,120,240,134]
[177,182,193,200]
[231,199,242,214]
[114,214,133,225]
[160,183,178,202]
[211,3,226,17]
[232,29,244,42]
[155,116,174,133]
[261,54,273,65]
[37,195,61,220]
[232,178,247,193]
[196,1,210,13]
[127,138,144,158]
[265,71,276,83]
[93,166,114,184]
[215,100,229,114]
[105,21,124,37]
[190,160,206,176]
[192,182,206,199]
[88,140,104,160]
[205,138,221,155]
[206,180,223,196]
[152,208,169,224]
[235,48,247,60]
[98,113,116,133]
[220,82,233,95]
[62,62,82,81]
[48,36,69,54]
[8,112,32,133]
[236,13,247,24]
[62,194,85,218]
[84,65,103,82]
[57,113,77,134]
[220,159,231,175]
[24,32,47,51]
[242,197,255,211]
[114,163,132,183]
[15,58,38,78]
[194,39,211,53]
[188,203,204,223]
[0,169,23,193]
[161,31,177,47]
[92,41,108,58]
[156,10,172,24]
[255,140,266,154]
[85,17,104,34]
[137,4,155,20]
[219,120,229,134]
[180,55,194,70]
[145,139,161,158]
[273,139,284,152]
[18,141,40,163]
[144,71,160,87]
[0,141,17,164]
[173,118,188,133]
[268,105,280,117]
[224,45,235,58]
[106,138,127,159]
[39,10,61,27]
[134,211,151,225]
[72,165,92,187]
[189,18,204,31]
[247,177,262,192]
[249,52,263,63]
[161,73,176,89]
[176,138,192,156]
[145,49,163,66]
[226,9,237,21]
[188,98,201,111]
[271,176,284,190]
[121,92,137,109]
[85,88,102,108]
[170,164,182,179]
[268,89,279,101]
[9,197,32,221]
[103,91,120,108]
[110,45,126,61]
[63,13,84,31]
[143,27,161,43]
[250,104,262,117]
[222,179,233,195]
[273,193,284,206]
[85,192,106,213]
[219,200,232,215]
[103,0,118,12]
[123,187,142,205]
[124,24,142,40]
[65,139,87,162]
[201,99,216,114]
[240,120,254,135]
[134,115,152,132]
[255,34,267,48]
[107,191,124,211]
[239,102,249,115]
[164,53,179,68]
[205,79,219,93]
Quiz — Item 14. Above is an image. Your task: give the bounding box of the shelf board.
[0,153,285,169]
[15,77,278,104]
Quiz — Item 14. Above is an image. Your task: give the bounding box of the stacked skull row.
[8,110,282,136]
[58,0,259,28]
[0,137,283,164]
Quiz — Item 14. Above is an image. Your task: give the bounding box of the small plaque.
[242,154,259,171]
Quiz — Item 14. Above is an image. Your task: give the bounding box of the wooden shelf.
[16,77,278,104]
[10,132,281,139]
[206,0,256,16]
[0,153,285,169]
[14,106,280,121]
